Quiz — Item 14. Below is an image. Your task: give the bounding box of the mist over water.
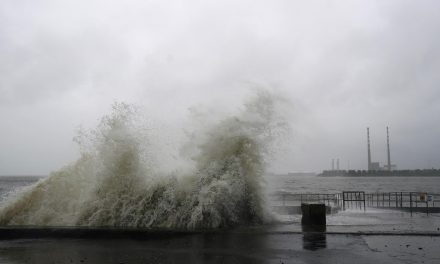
[0,91,287,229]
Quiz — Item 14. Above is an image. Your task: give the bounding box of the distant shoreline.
[319,169,440,177]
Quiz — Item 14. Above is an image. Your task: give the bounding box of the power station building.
[367,127,396,171]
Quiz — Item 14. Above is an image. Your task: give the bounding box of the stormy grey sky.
[1,0,440,175]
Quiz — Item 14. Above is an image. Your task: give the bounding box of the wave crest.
[0,91,287,229]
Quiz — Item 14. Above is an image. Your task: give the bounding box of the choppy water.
[1,174,440,233]
[2,174,440,206]
[266,175,440,195]
[0,176,42,200]
[2,175,440,200]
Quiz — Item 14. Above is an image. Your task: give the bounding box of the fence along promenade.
[273,191,439,215]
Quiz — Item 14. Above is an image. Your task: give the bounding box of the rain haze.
[1,0,440,175]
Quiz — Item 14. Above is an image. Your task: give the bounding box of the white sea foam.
[0,91,287,229]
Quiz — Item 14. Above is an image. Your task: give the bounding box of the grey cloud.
[1,0,440,174]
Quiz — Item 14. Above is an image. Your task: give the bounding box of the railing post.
[410,192,412,216]
[400,192,403,207]
[343,193,345,209]
[363,192,366,211]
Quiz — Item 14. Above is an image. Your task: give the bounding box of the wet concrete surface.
[0,231,439,264]
[1,209,440,263]
[273,208,440,234]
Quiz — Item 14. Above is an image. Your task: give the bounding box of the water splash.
[0,91,287,229]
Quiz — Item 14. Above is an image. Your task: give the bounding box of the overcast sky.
[1,0,440,175]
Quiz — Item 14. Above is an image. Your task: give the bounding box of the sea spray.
[0,91,287,229]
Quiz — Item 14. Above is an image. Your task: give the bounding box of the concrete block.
[301,203,326,226]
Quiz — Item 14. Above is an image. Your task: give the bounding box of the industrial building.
[367,127,397,171]
[320,127,440,177]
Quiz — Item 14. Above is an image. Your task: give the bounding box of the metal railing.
[272,191,438,215]
[365,192,436,215]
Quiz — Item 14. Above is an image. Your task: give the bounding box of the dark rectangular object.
[301,203,326,226]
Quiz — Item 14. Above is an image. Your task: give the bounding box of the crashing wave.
[0,91,287,229]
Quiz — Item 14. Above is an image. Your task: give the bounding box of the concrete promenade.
[0,227,439,264]
[0,208,439,263]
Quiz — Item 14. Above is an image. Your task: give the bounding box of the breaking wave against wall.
[0,91,287,230]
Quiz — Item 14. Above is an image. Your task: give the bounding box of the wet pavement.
[0,208,439,263]
[272,208,440,234]
[0,229,439,264]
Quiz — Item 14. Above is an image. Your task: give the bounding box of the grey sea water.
[266,174,440,195]
[1,175,440,233]
[2,174,440,206]
[0,176,43,200]
[3,174,440,198]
